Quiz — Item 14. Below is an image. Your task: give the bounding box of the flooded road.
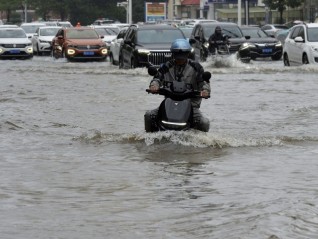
[1,56,318,239]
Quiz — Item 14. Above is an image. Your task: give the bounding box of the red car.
[51,27,108,61]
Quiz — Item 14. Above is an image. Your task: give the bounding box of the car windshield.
[21,25,44,33]
[179,28,193,38]
[203,25,243,38]
[241,28,268,38]
[95,28,119,36]
[40,28,60,36]
[0,29,27,38]
[307,27,318,42]
[66,29,99,39]
[137,29,185,44]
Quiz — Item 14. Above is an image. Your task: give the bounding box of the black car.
[238,26,283,63]
[119,24,188,68]
[189,22,249,62]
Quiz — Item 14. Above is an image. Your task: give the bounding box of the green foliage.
[0,0,149,24]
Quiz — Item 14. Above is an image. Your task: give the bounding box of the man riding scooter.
[144,39,211,132]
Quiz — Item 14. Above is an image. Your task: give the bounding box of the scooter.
[210,40,230,56]
[51,45,63,59]
[144,66,211,132]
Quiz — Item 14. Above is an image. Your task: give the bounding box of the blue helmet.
[170,39,191,53]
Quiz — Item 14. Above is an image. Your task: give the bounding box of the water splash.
[71,129,318,148]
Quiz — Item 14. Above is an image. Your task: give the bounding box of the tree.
[0,0,143,25]
[263,0,304,23]
[0,0,24,23]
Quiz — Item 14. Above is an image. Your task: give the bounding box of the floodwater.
[1,56,318,239]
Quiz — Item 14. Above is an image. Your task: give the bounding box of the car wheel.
[131,58,137,68]
[283,53,290,66]
[119,55,124,69]
[302,54,309,64]
[37,45,42,56]
[241,58,250,63]
[109,53,115,65]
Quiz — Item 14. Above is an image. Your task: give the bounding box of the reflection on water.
[1,56,318,239]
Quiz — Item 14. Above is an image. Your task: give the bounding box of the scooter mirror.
[202,71,211,83]
[148,66,158,76]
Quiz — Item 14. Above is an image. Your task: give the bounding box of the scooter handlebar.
[146,88,209,99]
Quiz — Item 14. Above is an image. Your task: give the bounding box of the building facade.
[166,0,318,25]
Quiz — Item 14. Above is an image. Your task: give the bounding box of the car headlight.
[203,42,209,48]
[26,47,33,53]
[0,48,3,54]
[275,41,282,47]
[137,49,150,54]
[101,48,108,55]
[67,49,76,55]
[240,42,253,50]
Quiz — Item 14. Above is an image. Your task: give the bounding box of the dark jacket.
[150,59,210,108]
[208,31,229,53]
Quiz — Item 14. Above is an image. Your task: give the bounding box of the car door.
[286,26,302,64]
[111,28,127,62]
[120,27,135,67]
[293,26,305,64]
[190,25,202,61]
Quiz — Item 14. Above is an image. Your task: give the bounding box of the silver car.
[20,22,47,38]
[0,27,33,59]
[93,25,120,49]
[109,27,128,65]
[32,26,61,55]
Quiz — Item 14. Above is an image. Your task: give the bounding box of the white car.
[57,21,73,28]
[93,25,120,48]
[109,27,128,65]
[261,24,289,37]
[20,22,47,38]
[0,27,33,59]
[283,23,318,66]
[32,26,61,55]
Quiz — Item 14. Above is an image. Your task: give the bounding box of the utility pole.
[129,0,132,24]
[245,0,249,25]
[200,0,204,19]
[24,0,27,23]
[238,0,241,26]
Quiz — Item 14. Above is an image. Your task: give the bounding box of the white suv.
[283,23,318,66]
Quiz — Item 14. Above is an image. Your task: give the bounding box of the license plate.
[10,49,20,54]
[83,51,94,56]
[262,48,272,53]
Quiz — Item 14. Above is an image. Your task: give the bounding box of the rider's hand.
[200,90,210,98]
[158,62,170,74]
[149,81,159,93]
